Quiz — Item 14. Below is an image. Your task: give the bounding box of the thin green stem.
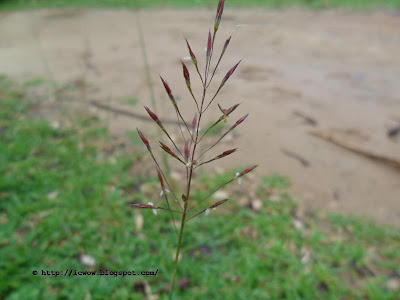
[169,70,207,300]
[188,87,200,113]
[169,26,218,298]
[176,108,194,141]
[196,116,223,145]
[197,127,232,161]
[202,85,222,113]
[150,152,183,211]
[187,178,235,213]
[169,202,188,299]
[162,189,179,237]
[175,109,187,144]
[163,129,185,159]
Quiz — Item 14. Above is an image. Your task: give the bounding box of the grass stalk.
[135,1,257,298]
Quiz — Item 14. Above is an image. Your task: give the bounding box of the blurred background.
[1,0,399,299]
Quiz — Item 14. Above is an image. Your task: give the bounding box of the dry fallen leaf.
[251,198,263,211]
[293,218,304,230]
[387,278,399,291]
[301,247,312,264]
[135,213,144,232]
[47,190,59,200]
[214,190,229,199]
[80,254,96,267]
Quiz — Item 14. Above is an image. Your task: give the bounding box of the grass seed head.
[214,0,225,31]
[230,113,249,130]
[156,168,165,189]
[130,203,156,209]
[144,106,164,130]
[206,30,212,59]
[217,148,237,159]
[185,39,198,66]
[192,113,198,130]
[238,165,258,177]
[222,36,231,55]
[159,142,181,161]
[181,61,191,88]
[209,198,228,209]
[184,141,190,162]
[137,128,151,152]
[160,76,177,107]
[221,60,242,86]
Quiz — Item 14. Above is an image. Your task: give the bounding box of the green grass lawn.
[1,76,400,299]
[0,0,400,10]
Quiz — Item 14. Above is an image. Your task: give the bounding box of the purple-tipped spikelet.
[160,76,177,107]
[218,103,239,122]
[221,60,242,87]
[144,106,164,130]
[206,31,212,60]
[230,113,249,130]
[222,36,231,56]
[144,106,159,122]
[184,141,190,162]
[216,148,237,159]
[130,203,156,209]
[185,39,197,66]
[182,61,190,88]
[159,142,183,163]
[225,103,240,115]
[238,165,258,177]
[209,198,228,209]
[192,113,198,130]
[214,0,225,31]
[137,128,151,152]
[156,168,165,190]
[199,148,237,166]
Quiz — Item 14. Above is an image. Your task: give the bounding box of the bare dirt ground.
[1,8,399,226]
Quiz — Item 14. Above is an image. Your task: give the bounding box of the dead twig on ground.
[387,126,400,139]
[311,130,400,171]
[293,110,317,126]
[281,148,310,167]
[89,100,180,125]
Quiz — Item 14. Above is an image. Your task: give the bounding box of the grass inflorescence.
[1,77,400,299]
[132,1,261,297]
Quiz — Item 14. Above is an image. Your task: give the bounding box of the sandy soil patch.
[1,8,399,225]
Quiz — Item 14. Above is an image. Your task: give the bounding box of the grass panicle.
[132,1,257,298]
